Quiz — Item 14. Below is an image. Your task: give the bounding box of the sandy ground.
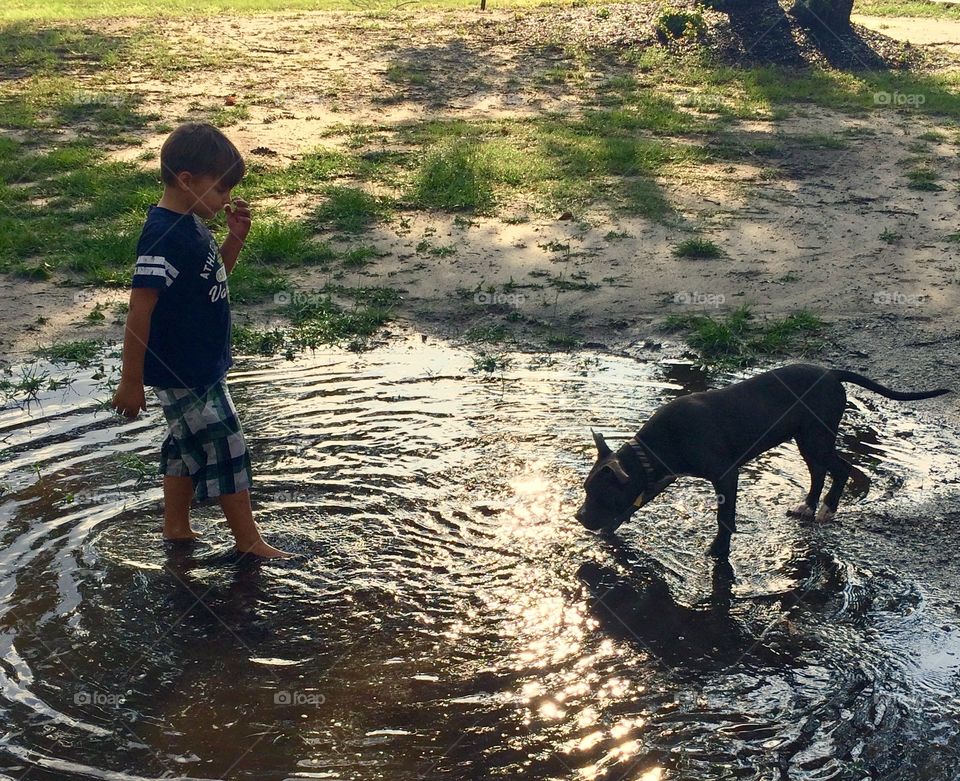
[853,12,960,56]
[2,9,958,421]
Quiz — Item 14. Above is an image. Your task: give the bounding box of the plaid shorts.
[154,379,252,502]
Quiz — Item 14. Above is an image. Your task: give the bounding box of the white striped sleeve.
[133,255,179,289]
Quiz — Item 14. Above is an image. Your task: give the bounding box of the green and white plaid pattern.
[155,379,252,502]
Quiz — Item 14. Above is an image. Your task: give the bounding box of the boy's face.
[177,172,233,218]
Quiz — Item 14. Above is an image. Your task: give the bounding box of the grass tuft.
[673,237,722,258]
[312,186,389,232]
[664,305,824,365]
[36,339,102,367]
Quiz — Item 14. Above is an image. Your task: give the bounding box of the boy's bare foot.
[163,528,203,542]
[236,538,296,559]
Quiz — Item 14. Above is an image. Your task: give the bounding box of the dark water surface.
[1,333,959,781]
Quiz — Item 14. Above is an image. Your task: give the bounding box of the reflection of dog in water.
[577,540,805,670]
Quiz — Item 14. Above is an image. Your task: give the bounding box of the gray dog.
[575,364,950,559]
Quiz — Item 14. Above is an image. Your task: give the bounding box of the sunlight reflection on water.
[0,333,958,780]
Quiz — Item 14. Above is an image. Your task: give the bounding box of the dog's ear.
[592,429,612,458]
[604,459,631,485]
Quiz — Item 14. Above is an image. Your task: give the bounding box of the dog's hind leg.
[789,431,830,520]
[708,473,739,560]
[817,453,851,522]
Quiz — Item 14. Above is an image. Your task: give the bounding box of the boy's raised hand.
[225,198,252,243]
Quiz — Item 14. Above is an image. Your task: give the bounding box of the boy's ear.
[173,171,194,191]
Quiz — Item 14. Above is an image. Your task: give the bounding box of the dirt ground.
[2,9,958,421]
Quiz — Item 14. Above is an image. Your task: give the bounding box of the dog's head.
[575,431,647,532]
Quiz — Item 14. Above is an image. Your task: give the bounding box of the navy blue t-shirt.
[132,205,232,389]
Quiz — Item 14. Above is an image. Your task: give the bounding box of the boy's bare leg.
[163,475,202,540]
[219,489,294,559]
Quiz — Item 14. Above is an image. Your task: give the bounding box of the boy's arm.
[221,197,252,274]
[112,287,159,419]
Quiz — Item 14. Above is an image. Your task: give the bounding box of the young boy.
[111,122,292,559]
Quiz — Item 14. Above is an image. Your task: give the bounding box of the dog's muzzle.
[601,496,645,533]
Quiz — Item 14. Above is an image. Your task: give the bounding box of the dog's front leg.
[708,474,739,560]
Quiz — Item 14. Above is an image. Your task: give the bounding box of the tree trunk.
[791,0,854,31]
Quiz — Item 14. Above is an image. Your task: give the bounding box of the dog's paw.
[816,504,836,523]
[787,502,815,520]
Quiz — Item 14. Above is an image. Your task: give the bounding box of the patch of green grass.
[286,292,395,346]
[917,130,946,143]
[694,63,960,119]
[385,64,429,86]
[905,166,942,191]
[538,65,579,85]
[465,323,512,344]
[227,262,289,304]
[404,117,698,215]
[342,245,378,268]
[0,0,672,21]
[208,103,250,127]
[673,237,722,258]
[13,262,53,280]
[0,23,116,73]
[854,0,960,19]
[312,186,390,232]
[549,274,599,292]
[245,148,356,197]
[323,285,401,308]
[0,141,100,183]
[542,326,580,349]
[84,303,106,323]
[879,228,902,243]
[36,339,102,367]
[233,286,398,355]
[655,6,707,42]
[470,350,512,374]
[596,90,710,136]
[0,73,156,135]
[663,305,825,365]
[0,136,163,283]
[750,311,824,354]
[232,324,288,356]
[244,218,335,266]
[795,133,848,149]
[113,452,153,482]
[621,178,673,220]
[0,363,50,405]
[708,132,781,161]
[410,139,497,212]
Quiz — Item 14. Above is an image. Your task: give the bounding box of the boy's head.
[160,123,245,218]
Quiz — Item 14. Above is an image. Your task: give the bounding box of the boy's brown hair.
[160,122,245,188]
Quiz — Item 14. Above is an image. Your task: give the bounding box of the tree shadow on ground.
[707,0,912,70]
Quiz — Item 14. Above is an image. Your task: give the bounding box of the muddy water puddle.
[0,333,958,781]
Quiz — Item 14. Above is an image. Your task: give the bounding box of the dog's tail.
[832,370,951,401]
